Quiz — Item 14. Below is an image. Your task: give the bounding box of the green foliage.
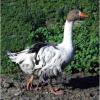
[1,0,99,74]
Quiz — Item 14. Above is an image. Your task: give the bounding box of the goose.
[7,9,88,95]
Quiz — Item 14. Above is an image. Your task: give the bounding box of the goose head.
[67,9,88,22]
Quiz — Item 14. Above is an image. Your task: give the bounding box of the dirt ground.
[0,73,99,100]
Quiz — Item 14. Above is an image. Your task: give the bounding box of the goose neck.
[62,20,73,50]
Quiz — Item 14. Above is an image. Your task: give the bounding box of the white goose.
[7,9,88,95]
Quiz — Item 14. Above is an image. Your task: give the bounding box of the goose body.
[7,9,88,94]
[7,20,74,82]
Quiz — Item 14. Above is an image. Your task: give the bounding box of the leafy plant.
[1,0,99,74]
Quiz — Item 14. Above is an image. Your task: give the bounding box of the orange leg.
[49,79,64,95]
[49,86,64,95]
[27,75,34,90]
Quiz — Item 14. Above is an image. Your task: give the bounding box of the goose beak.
[79,12,88,18]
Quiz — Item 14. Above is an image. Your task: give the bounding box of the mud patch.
[0,73,99,100]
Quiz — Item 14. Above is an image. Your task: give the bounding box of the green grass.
[1,0,99,74]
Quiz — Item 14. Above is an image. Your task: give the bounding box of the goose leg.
[27,75,34,90]
[49,78,64,95]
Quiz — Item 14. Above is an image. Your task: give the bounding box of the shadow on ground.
[65,75,99,89]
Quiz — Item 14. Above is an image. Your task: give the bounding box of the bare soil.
[0,73,99,100]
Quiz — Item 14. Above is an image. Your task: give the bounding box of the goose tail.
[7,51,18,63]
